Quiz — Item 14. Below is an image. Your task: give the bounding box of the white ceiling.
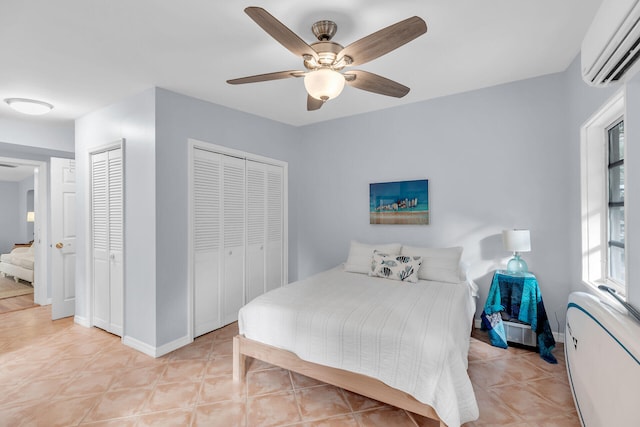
[0,0,602,127]
[0,159,35,182]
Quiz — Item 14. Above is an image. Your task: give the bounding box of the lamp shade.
[502,229,531,252]
[304,69,345,101]
[26,211,35,222]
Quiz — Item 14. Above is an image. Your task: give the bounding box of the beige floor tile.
[247,390,301,427]
[354,406,416,427]
[199,374,246,404]
[296,385,351,421]
[144,381,201,413]
[205,355,233,377]
[246,356,276,372]
[137,408,194,426]
[58,371,118,397]
[492,383,570,422]
[83,387,153,422]
[291,371,326,389]
[341,389,386,412]
[296,414,360,427]
[158,359,207,384]
[247,367,293,396]
[193,400,246,427]
[109,365,166,390]
[210,338,234,358]
[0,306,583,427]
[168,340,213,361]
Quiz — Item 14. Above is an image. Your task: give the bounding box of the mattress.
[238,266,479,427]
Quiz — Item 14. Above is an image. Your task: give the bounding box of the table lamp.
[503,229,531,273]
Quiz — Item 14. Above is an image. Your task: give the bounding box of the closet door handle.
[55,242,63,249]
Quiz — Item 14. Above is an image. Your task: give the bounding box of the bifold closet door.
[91,147,123,336]
[193,147,283,337]
[246,161,284,300]
[221,155,246,325]
[265,164,283,292]
[193,149,222,336]
[245,161,266,303]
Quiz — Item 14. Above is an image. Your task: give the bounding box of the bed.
[234,242,479,427]
[0,244,35,283]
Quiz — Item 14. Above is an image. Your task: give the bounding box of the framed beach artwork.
[369,179,429,225]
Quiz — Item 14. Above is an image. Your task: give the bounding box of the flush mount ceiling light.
[4,98,54,115]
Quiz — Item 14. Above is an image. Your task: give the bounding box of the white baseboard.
[74,315,91,328]
[123,334,192,358]
[473,318,565,343]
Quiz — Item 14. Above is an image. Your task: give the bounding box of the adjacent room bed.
[0,244,35,283]
[234,242,479,427]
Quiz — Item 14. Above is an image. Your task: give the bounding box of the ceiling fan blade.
[227,70,304,85]
[245,7,318,60]
[339,16,427,67]
[307,95,324,111]
[344,70,410,98]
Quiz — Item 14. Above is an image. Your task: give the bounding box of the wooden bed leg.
[232,335,246,382]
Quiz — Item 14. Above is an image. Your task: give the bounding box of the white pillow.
[369,252,422,283]
[344,241,402,274]
[400,246,463,283]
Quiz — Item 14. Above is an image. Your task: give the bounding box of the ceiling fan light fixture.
[304,69,345,101]
[4,98,54,115]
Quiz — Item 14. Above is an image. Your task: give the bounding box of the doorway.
[0,156,48,310]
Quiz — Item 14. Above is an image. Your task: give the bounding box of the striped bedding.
[238,266,479,427]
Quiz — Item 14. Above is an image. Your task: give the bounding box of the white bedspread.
[238,267,479,427]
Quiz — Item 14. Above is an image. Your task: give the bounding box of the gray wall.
[71,52,640,350]
[0,117,74,153]
[154,88,301,346]
[297,72,574,328]
[18,177,35,243]
[0,182,20,254]
[75,88,158,346]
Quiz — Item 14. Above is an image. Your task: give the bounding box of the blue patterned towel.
[481,272,557,364]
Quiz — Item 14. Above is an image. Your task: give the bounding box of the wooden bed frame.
[233,335,447,427]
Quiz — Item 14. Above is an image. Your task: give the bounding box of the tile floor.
[0,306,579,427]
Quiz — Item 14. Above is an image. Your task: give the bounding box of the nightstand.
[481,270,558,363]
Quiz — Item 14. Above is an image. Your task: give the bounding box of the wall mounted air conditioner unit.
[582,0,640,86]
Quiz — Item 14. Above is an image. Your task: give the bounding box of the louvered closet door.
[245,161,266,303]
[193,149,222,336]
[221,155,246,325]
[265,164,284,292]
[91,147,123,336]
[108,149,123,336]
[92,152,110,331]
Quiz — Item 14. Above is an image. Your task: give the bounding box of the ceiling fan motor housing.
[311,20,337,41]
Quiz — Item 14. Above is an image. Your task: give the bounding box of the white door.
[90,148,123,336]
[265,164,284,292]
[193,149,222,336]
[221,155,245,325]
[245,160,266,303]
[108,149,123,336]
[51,158,76,320]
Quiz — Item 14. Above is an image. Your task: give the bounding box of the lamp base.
[506,254,528,274]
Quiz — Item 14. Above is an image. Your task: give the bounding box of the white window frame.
[581,90,627,296]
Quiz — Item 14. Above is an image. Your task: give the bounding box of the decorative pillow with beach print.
[369,251,423,283]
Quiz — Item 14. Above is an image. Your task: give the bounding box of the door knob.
[55,242,63,249]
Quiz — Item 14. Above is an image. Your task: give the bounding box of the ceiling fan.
[227,7,427,111]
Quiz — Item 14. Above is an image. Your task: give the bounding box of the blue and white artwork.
[369,179,429,225]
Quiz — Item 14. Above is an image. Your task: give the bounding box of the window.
[581,91,627,296]
[607,120,625,284]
